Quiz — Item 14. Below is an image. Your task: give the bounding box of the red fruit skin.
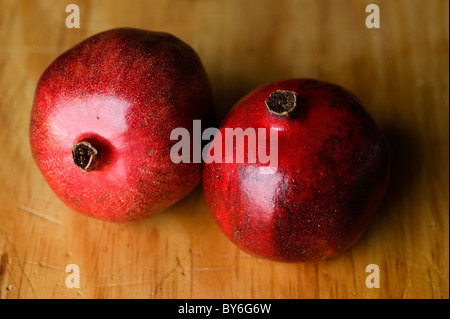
[30,28,215,222]
[203,79,390,262]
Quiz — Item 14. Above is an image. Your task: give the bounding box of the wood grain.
[0,0,448,299]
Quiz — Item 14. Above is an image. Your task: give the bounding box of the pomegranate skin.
[203,79,390,262]
[30,28,215,222]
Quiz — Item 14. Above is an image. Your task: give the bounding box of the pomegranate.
[203,79,390,262]
[30,28,214,222]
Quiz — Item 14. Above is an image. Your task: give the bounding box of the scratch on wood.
[190,267,233,272]
[153,268,177,296]
[223,256,252,259]
[0,253,9,291]
[5,45,63,54]
[402,280,411,299]
[176,256,187,276]
[4,232,38,298]
[6,268,19,298]
[18,205,65,226]
[23,260,65,271]
[96,280,161,288]
[415,248,446,280]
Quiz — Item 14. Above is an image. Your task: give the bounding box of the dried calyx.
[265,90,298,117]
[72,141,98,172]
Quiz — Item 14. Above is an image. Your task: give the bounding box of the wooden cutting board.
[0,0,448,299]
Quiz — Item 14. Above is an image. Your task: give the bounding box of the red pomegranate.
[203,79,390,262]
[30,28,214,222]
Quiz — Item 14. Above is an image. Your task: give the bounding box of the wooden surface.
[0,0,448,299]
